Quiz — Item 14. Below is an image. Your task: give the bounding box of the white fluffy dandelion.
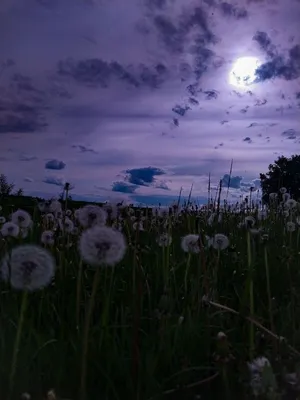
[79,225,126,267]
[61,217,74,233]
[77,205,107,228]
[41,230,55,246]
[11,209,32,229]
[1,221,20,237]
[0,244,56,291]
[211,233,229,250]
[181,234,200,253]
[269,192,278,200]
[284,199,297,209]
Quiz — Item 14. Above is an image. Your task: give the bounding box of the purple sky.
[0,0,300,205]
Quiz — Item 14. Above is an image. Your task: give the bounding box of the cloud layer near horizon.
[0,0,299,205]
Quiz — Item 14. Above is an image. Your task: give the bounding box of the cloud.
[112,181,138,194]
[57,58,169,89]
[19,154,38,161]
[221,174,243,189]
[45,159,66,170]
[42,176,65,186]
[254,34,300,82]
[24,177,33,182]
[281,128,300,140]
[253,31,277,57]
[243,137,252,143]
[219,3,248,19]
[72,144,98,154]
[0,113,47,133]
[125,166,165,186]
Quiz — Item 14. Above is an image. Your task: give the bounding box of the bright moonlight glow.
[229,57,261,88]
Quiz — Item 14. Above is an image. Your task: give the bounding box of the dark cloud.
[281,129,300,140]
[112,181,138,194]
[57,58,169,89]
[221,174,243,189]
[203,89,218,100]
[19,154,38,161]
[219,3,248,19]
[24,177,33,182]
[243,137,252,143]
[42,176,65,186]
[0,113,47,133]
[72,144,98,154]
[125,166,165,186]
[254,39,300,82]
[172,104,191,116]
[145,0,169,10]
[45,159,66,170]
[253,31,277,58]
[0,74,48,133]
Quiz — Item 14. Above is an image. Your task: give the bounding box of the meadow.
[0,192,300,400]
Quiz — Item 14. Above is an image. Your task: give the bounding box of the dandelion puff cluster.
[0,244,56,291]
[181,234,200,253]
[1,221,20,237]
[79,225,126,267]
[11,209,32,229]
[77,205,107,228]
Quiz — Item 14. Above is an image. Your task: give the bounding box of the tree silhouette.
[260,154,300,202]
[0,174,24,199]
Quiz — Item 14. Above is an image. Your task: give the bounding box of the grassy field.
[0,194,300,400]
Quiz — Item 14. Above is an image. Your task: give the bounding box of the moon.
[229,57,261,88]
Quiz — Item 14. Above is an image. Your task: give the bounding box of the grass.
[0,196,300,400]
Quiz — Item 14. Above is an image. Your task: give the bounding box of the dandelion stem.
[80,267,101,400]
[8,289,28,400]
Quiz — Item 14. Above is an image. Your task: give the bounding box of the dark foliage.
[260,154,300,202]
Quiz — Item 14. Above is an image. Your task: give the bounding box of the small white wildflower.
[77,204,107,228]
[211,233,229,250]
[41,230,55,246]
[79,225,126,267]
[0,244,56,291]
[157,233,172,247]
[1,221,20,237]
[280,187,287,194]
[181,234,200,253]
[0,216,6,224]
[286,221,296,232]
[11,209,32,229]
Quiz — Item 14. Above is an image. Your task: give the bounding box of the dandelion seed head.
[11,209,32,229]
[1,221,20,237]
[41,230,55,246]
[0,244,55,291]
[77,205,107,228]
[79,225,126,267]
[181,234,200,253]
[211,233,229,250]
